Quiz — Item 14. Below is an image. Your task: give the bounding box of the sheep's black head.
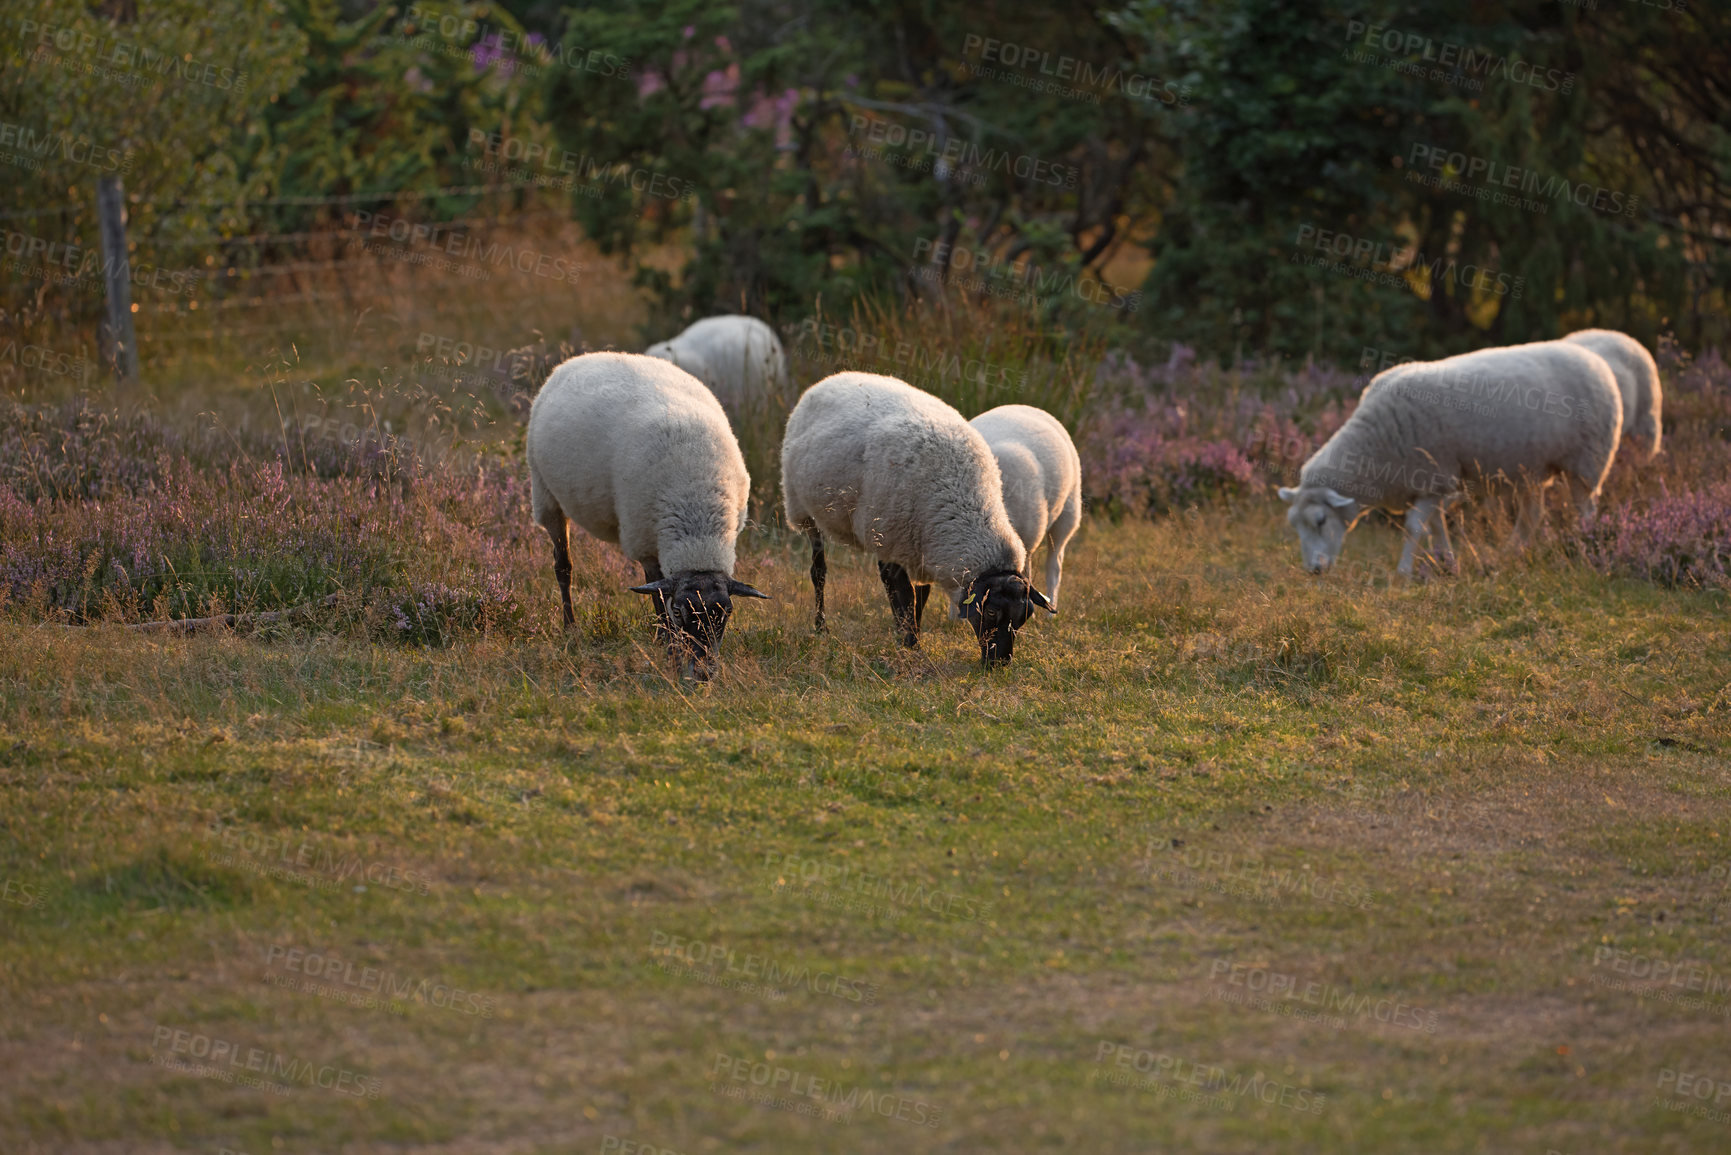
[958,570,1054,667]
[630,571,769,681]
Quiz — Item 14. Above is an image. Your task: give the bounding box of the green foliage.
[1118,0,1730,361]
[542,0,1172,334]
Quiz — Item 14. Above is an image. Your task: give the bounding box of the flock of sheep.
[525,315,1662,677]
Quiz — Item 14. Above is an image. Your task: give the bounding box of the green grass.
[2,505,1728,1153]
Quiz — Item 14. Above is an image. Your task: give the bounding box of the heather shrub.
[0,397,625,635]
[1583,483,1731,590]
[1081,346,1360,517]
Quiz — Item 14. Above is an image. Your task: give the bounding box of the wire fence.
[1,182,591,336]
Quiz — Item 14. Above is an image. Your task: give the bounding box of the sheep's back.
[783,373,1021,583]
[528,352,747,568]
[1562,329,1658,439]
[1304,343,1621,504]
[970,405,1079,546]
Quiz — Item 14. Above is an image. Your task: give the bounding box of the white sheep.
[781,372,1054,665]
[1561,328,1663,458]
[1278,341,1622,576]
[527,352,768,679]
[645,315,789,427]
[969,404,1083,609]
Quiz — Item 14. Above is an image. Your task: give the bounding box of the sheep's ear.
[1277,486,1300,503]
[1321,488,1356,509]
[630,579,673,595]
[1028,587,1056,616]
[727,579,770,600]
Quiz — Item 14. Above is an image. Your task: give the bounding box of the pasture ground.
[2,506,1728,1154]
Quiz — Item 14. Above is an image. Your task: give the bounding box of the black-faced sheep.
[527,353,768,679]
[781,373,1053,666]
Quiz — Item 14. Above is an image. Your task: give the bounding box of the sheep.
[781,372,1054,666]
[1561,328,1663,458]
[968,404,1083,609]
[645,315,789,428]
[526,352,768,679]
[1278,341,1622,577]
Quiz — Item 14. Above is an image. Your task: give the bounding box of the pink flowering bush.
[0,398,610,639]
[1081,346,1360,517]
[1582,483,1731,589]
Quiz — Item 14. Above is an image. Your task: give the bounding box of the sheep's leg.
[1565,474,1599,529]
[1045,491,1082,608]
[641,559,671,645]
[1397,501,1433,578]
[1429,500,1457,572]
[1512,480,1547,548]
[807,530,827,634]
[877,561,920,648]
[539,507,576,627]
[914,583,931,631]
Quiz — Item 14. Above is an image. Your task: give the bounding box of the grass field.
[4,217,1731,1153]
[2,500,1729,1153]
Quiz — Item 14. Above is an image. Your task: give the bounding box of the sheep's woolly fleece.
[1300,339,1623,508]
[782,372,1024,592]
[645,315,789,424]
[1562,328,1663,457]
[969,403,1083,607]
[527,352,750,576]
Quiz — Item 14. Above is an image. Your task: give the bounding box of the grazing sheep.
[1278,341,1622,577]
[527,352,768,679]
[1562,328,1663,458]
[781,372,1054,666]
[645,315,789,427]
[968,404,1083,609]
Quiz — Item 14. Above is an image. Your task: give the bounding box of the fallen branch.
[58,593,345,634]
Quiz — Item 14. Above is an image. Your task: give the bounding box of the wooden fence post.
[96,175,139,385]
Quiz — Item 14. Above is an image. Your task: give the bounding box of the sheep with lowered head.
[1278,341,1622,577]
[645,315,789,428]
[527,352,768,679]
[1561,328,1663,458]
[781,372,1054,666]
[968,404,1083,609]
